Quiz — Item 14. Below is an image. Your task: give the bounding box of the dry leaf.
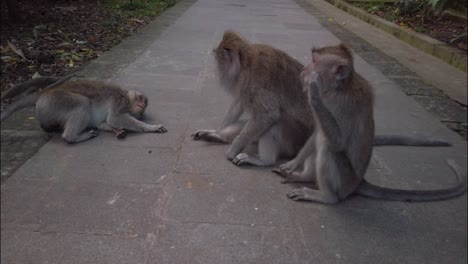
[129,18,144,24]
[32,72,41,79]
[7,40,27,60]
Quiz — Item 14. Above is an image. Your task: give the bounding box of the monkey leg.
[278,131,317,174]
[231,123,283,166]
[287,148,340,204]
[62,109,98,143]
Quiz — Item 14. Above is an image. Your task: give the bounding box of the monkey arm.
[107,113,166,133]
[220,99,244,129]
[226,115,275,160]
[309,83,345,152]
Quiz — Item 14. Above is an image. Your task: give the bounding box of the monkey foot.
[232,153,251,166]
[115,129,127,139]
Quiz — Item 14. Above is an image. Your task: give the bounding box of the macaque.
[275,44,465,204]
[1,78,167,143]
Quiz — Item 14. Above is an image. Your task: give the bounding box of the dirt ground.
[0,0,171,102]
[352,2,468,51]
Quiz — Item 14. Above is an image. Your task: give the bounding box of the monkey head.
[301,46,353,92]
[213,31,251,87]
[127,90,148,119]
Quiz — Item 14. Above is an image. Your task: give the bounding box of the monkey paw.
[88,129,99,137]
[191,130,215,141]
[232,153,251,166]
[279,160,299,174]
[115,129,127,139]
[153,125,168,133]
[287,188,312,201]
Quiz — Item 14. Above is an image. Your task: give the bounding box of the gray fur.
[1,79,167,143]
[278,46,466,204]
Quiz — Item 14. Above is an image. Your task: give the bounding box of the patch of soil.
[0,0,169,102]
[353,3,468,51]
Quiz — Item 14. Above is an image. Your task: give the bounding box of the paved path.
[1,0,467,263]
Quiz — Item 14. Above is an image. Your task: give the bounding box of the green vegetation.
[103,0,176,17]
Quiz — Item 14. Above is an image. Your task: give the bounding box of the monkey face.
[301,51,351,92]
[128,90,148,118]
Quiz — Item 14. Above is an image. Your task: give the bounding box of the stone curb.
[325,0,468,72]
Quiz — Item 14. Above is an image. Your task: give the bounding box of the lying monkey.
[275,44,466,203]
[1,77,167,143]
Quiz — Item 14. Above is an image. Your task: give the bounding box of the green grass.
[103,0,176,17]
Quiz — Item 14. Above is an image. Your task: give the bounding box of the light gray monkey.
[192,31,450,168]
[1,78,167,143]
[192,30,313,167]
[275,44,466,203]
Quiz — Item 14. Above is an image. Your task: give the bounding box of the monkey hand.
[307,74,323,105]
[192,129,212,140]
[287,188,315,201]
[192,130,228,143]
[114,129,127,139]
[149,125,167,133]
[278,159,300,174]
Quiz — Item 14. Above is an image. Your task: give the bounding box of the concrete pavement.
[1,0,467,263]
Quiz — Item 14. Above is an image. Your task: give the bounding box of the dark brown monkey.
[192,30,313,166]
[191,31,450,168]
[276,44,466,204]
[1,79,167,143]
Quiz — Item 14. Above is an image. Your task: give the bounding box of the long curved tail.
[356,159,467,202]
[373,135,451,147]
[1,74,74,100]
[1,93,40,122]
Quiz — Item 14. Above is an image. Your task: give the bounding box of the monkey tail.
[0,92,40,122]
[356,159,467,202]
[373,135,451,147]
[1,74,74,100]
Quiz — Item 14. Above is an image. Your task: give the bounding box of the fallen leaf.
[69,59,74,67]
[7,40,27,60]
[28,117,35,120]
[129,18,144,24]
[57,42,74,50]
[32,72,41,79]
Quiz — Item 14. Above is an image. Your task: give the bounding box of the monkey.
[1,79,167,143]
[192,30,314,167]
[274,44,466,204]
[191,31,450,168]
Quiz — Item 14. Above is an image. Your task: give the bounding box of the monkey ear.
[335,64,351,81]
